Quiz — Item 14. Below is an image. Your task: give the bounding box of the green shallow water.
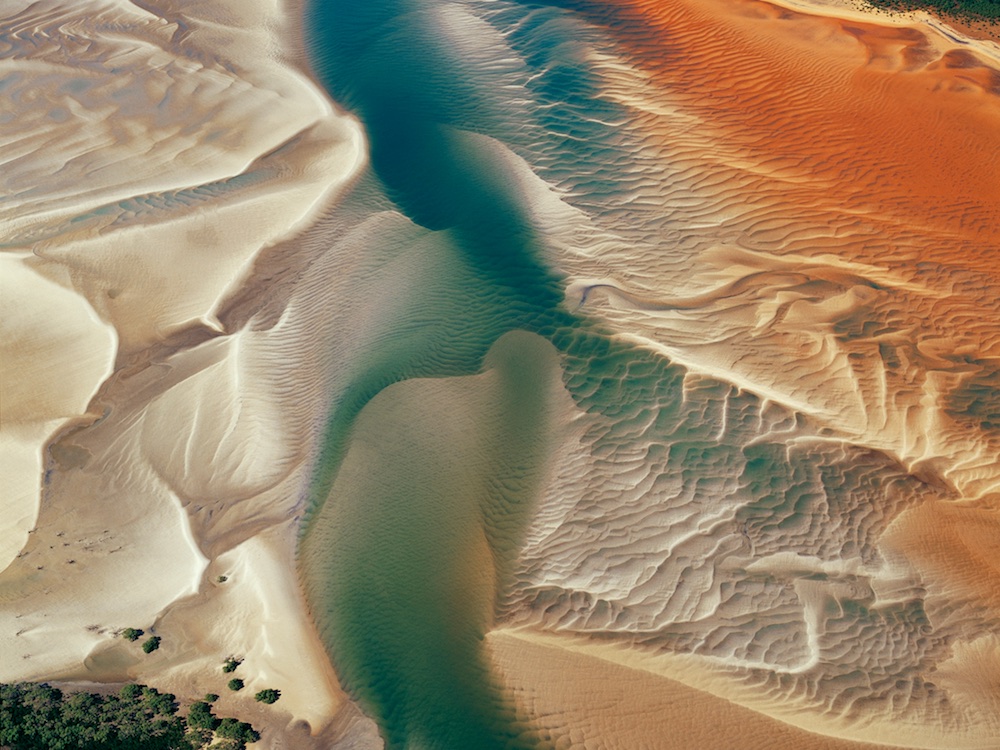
[299,331,560,749]
[297,0,637,746]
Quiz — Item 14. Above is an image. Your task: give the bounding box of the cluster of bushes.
[1,626,286,748]
[183,700,260,747]
[221,657,241,674]
[219,657,281,704]
[120,627,160,654]
[866,0,1000,21]
[0,682,259,750]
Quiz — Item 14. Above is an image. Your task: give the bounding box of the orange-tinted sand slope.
[498,2,1000,748]
[554,0,1000,495]
[577,0,1000,269]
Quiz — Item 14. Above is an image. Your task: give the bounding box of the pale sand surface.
[0,0,369,745]
[489,630,903,750]
[0,257,116,571]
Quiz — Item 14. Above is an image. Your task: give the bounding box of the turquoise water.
[300,331,559,749]
[296,1,683,746]
[298,3,584,747]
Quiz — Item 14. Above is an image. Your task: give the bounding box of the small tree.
[205,692,220,703]
[222,657,242,673]
[253,688,280,704]
[227,678,244,692]
[141,636,161,653]
[143,689,177,716]
[121,628,144,642]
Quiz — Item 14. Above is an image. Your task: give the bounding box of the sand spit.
[0,0,368,745]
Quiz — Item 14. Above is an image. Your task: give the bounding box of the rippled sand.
[0,0,371,744]
[2,0,998,748]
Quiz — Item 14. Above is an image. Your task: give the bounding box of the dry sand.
[489,630,900,750]
[0,0,370,745]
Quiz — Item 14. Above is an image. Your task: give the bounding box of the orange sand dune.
[558,0,1000,500]
[572,0,1000,276]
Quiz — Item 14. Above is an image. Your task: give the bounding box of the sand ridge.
[0,0,369,745]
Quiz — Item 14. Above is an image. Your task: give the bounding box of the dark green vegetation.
[141,636,161,654]
[204,693,219,703]
[867,0,1000,21]
[120,628,143,642]
[227,679,244,692]
[253,689,280,704]
[186,702,219,731]
[0,682,259,750]
[215,719,260,745]
[221,657,241,673]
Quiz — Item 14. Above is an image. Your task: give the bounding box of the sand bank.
[490,630,904,750]
[0,0,367,745]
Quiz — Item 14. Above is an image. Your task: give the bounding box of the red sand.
[573,0,1000,277]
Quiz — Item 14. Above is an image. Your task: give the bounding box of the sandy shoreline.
[489,629,904,750]
[772,0,1000,55]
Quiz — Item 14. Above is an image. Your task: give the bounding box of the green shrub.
[121,627,144,642]
[119,683,143,700]
[141,636,161,654]
[143,689,178,716]
[253,689,280,704]
[221,657,241,673]
[204,693,220,703]
[227,679,244,692]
